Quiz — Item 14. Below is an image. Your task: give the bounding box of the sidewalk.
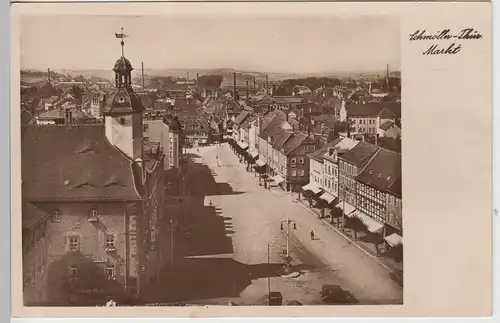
[227,147,403,281]
[295,198,403,277]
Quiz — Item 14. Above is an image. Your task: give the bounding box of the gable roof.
[356,148,401,193]
[387,175,402,198]
[340,141,379,167]
[22,201,50,231]
[380,120,395,131]
[272,130,293,150]
[347,102,401,118]
[259,115,286,139]
[22,125,141,202]
[282,132,312,155]
[234,110,250,125]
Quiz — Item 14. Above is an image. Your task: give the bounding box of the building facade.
[338,142,379,210]
[21,49,165,306]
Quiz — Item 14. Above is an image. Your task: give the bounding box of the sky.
[20,15,400,74]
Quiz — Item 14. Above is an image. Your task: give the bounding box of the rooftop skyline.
[20,15,400,74]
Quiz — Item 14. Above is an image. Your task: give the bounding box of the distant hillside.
[22,67,400,89]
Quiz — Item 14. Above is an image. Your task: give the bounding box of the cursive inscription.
[409,28,483,56]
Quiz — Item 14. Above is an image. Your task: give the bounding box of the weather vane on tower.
[115,27,129,57]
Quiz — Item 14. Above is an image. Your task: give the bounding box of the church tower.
[103,29,144,160]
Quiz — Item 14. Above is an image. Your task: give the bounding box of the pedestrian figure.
[310,230,315,240]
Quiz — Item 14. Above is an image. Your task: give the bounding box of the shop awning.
[272,175,285,184]
[335,201,356,216]
[319,191,336,204]
[250,149,259,158]
[256,159,266,167]
[238,141,249,150]
[301,183,322,194]
[350,210,384,233]
[301,183,313,191]
[384,233,403,247]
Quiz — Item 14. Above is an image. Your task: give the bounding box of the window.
[299,158,304,164]
[299,169,305,176]
[52,210,62,223]
[88,208,99,222]
[395,199,400,208]
[291,158,296,164]
[291,169,297,177]
[143,124,149,132]
[68,234,80,251]
[304,146,309,153]
[105,234,116,250]
[105,264,116,280]
[69,265,78,278]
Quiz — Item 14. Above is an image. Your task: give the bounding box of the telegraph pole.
[141,62,145,90]
[170,219,175,276]
[267,242,271,296]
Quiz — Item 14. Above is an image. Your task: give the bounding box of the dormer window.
[105,234,116,252]
[88,208,99,222]
[52,210,62,223]
[120,117,126,125]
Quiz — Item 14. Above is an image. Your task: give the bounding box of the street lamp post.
[267,241,271,297]
[170,219,175,276]
[280,218,297,271]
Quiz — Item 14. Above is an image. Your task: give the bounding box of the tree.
[345,215,368,240]
[329,206,343,227]
[302,190,315,208]
[367,232,385,256]
[71,85,84,102]
[315,199,329,219]
[198,74,223,89]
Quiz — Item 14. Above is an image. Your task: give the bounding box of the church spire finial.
[115,27,129,58]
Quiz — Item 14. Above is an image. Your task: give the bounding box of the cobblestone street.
[153,143,402,305]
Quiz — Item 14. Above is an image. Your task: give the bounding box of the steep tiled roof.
[380,120,395,131]
[22,201,50,230]
[259,115,286,139]
[309,146,328,162]
[282,132,311,155]
[347,102,401,118]
[387,175,402,198]
[234,111,250,125]
[22,125,141,202]
[271,130,293,150]
[340,141,379,166]
[356,148,401,193]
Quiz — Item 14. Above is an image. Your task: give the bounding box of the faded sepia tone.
[11,1,491,318]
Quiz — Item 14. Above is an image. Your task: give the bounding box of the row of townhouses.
[228,102,402,249]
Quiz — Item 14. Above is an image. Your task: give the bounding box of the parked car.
[320,284,355,304]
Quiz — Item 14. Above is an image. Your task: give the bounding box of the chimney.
[253,77,256,90]
[265,75,269,94]
[187,71,190,81]
[141,62,145,90]
[196,73,199,89]
[386,64,390,93]
[233,72,237,100]
[246,80,249,102]
[47,68,51,83]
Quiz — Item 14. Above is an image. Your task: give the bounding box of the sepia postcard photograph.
[11,1,492,318]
